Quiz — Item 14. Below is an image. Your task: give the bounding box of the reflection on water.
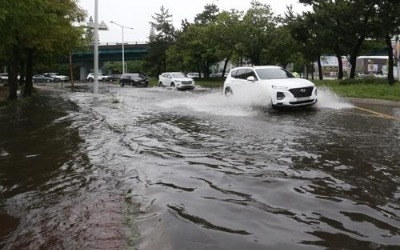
[1,86,399,249]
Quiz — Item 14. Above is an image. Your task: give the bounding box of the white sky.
[77,0,309,44]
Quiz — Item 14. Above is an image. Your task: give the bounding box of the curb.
[345,97,400,107]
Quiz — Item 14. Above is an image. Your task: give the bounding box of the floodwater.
[0,85,400,250]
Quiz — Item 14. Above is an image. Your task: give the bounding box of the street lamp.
[397,35,400,81]
[94,0,99,94]
[110,21,133,74]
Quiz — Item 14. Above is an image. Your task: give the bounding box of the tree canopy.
[0,0,86,100]
[145,0,400,84]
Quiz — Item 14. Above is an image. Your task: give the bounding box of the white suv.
[159,72,195,90]
[223,66,317,109]
[87,73,108,82]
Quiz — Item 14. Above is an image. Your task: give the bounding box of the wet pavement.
[0,84,400,249]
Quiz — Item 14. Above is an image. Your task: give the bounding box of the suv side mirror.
[247,76,256,82]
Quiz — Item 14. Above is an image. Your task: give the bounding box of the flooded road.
[1,85,400,249]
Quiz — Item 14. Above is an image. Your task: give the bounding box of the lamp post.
[92,1,108,94]
[94,0,99,94]
[397,36,400,81]
[110,21,133,74]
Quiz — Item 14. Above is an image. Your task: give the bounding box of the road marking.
[354,106,400,121]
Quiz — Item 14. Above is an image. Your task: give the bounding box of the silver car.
[159,72,195,90]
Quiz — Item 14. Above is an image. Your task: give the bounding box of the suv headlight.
[272,85,288,90]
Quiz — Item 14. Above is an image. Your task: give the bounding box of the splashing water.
[159,86,353,117]
[316,86,354,109]
[159,90,261,117]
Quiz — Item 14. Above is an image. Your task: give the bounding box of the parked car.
[0,73,23,82]
[186,72,201,78]
[43,72,69,82]
[86,73,109,82]
[109,74,121,82]
[120,73,149,87]
[0,73,8,82]
[159,72,195,90]
[32,74,54,83]
[223,66,317,109]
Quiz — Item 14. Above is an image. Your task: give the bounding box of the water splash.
[159,90,260,117]
[159,86,353,116]
[316,87,353,109]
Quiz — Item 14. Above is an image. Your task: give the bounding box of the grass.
[313,79,400,101]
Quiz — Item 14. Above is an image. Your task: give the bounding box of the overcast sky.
[77,0,309,44]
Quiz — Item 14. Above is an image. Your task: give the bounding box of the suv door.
[164,73,172,87]
[231,68,249,92]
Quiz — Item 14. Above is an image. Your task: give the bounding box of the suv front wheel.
[224,87,233,96]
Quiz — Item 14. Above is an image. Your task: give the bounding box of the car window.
[235,69,247,79]
[255,68,295,80]
[171,73,185,78]
[230,69,238,78]
[246,69,257,80]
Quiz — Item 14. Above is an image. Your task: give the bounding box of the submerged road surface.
[1,84,400,249]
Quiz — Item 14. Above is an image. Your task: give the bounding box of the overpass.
[71,42,149,80]
[72,43,148,63]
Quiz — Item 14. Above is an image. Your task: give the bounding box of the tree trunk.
[349,37,365,79]
[222,58,229,76]
[337,54,343,80]
[24,49,34,97]
[317,56,323,80]
[385,34,395,85]
[69,52,74,91]
[8,45,19,101]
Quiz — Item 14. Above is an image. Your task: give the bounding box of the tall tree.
[209,9,244,75]
[0,0,85,100]
[147,6,176,75]
[167,5,221,77]
[373,0,400,84]
[299,0,378,79]
[239,0,277,65]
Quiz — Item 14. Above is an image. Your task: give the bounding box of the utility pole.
[94,0,99,94]
[397,36,400,81]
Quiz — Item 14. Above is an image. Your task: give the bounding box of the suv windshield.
[171,73,186,78]
[255,68,294,80]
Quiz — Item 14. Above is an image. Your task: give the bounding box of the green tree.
[286,9,323,79]
[238,0,277,65]
[299,0,379,79]
[147,6,176,75]
[0,0,85,100]
[165,4,221,77]
[209,10,244,75]
[266,25,300,68]
[373,0,400,84]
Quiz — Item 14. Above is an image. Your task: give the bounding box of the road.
[1,84,399,249]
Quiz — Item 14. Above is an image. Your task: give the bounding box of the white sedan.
[159,72,195,90]
[223,66,317,109]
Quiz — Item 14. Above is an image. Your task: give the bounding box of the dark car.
[109,74,121,82]
[120,73,148,87]
[32,74,54,83]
